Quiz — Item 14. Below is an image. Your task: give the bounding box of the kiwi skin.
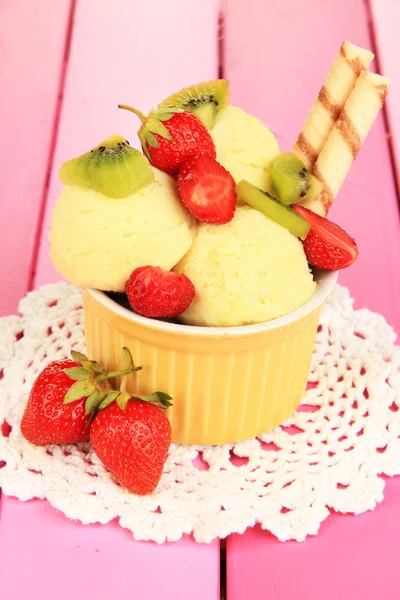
[158,80,229,129]
[59,134,154,199]
[235,179,310,240]
[270,152,322,206]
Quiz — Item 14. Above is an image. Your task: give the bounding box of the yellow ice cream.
[174,206,316,327]
[50,169,195,292]
[210,105,280,194]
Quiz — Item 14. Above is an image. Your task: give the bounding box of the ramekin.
[83,270,337,445]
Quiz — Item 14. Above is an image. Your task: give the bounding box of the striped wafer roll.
[306,71,389,214]
[293,41,374,171]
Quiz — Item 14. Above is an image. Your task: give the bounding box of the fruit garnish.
[83,347,172,496]
[90,393,172,495]
[59,134,154,198]
[178,155,236,224]
[269,152,323,206]
[158,80,229,129]
[293,205,359,270]
[126,266,195,319]
[118,105,216,175]
[20,349,142,446]
[235,180,310,240]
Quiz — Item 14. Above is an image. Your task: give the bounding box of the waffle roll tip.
[313,71,389,205]
[293,41,389,215]
[293,41,374,171]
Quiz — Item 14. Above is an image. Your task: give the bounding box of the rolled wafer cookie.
[303,71,389,215]
[293,41,374,171]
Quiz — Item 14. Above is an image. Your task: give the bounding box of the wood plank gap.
[27,0,78,290]
[220,539,226,600]
[364,0,400,211]
[218,10,225,79]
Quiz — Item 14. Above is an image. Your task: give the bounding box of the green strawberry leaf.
[116,392,132,411]
[146,118,173,140]
[89,361,104,373]
[98,390,120,411]
[140,137,152,161]
[157,107,184,115]
[69,350,104,374]
[64,366,90,381]
[157,113,174,121]
[85,390,101,415]
[64,380,95,404]
[145,131,159,148]
[134,392,173,409]
[70,350,89,363]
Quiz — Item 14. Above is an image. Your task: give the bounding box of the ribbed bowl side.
[83,292,321,444]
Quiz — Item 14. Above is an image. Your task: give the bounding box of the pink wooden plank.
[0,0,73,316]
[228,477,400,600]
[223,0,400,329]
[34,0,220,287]
[1,1,221,599]
[369,0,400,188]
[224,1,400,598]
[0,498,219,600]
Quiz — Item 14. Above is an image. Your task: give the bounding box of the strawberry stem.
[118,104,147,123]
[95,366,142,382]
[123,346,134,370]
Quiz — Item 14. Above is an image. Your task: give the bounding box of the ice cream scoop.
[174,205,316,327]
[50,169,196,292]
[210,105,280,194]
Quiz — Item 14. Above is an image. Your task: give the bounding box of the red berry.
[293,205,359,270]
[119,105,216,175]
[90,399,171,495]
[126,265,195,319]
[178,155,236,224]
[20,360,91,445]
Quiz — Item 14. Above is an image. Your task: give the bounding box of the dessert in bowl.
[83,268,337,445]
[49,41,389,446]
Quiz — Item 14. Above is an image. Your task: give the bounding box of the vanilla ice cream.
[210,105,280,194]
[50,169,195,291]
[174,206,316,327]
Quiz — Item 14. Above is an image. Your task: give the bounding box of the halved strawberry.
[293,205,359,270]
[178,155,236,224]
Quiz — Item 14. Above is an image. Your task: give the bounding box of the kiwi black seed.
[270,153,322,206]
[158,80,229,129]
[59,134,154,198]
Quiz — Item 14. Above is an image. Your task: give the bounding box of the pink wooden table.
[1,1,399,598]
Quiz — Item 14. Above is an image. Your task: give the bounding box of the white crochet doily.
[0,283,399,543]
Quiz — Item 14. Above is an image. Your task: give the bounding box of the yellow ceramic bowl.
[83,270,337,445]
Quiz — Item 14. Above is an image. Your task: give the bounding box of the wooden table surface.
[1,1,399,598]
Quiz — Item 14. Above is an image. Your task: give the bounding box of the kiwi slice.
[235,180,310,240]
[158,80,229,129]
[59,134,154,198]
[270,153,323,206]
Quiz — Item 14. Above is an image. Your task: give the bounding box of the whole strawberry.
[90,392,172,495]
[293,205,359,270]
[126,265,195,319]
[21,358,90,445]
[118,105,216,175]
[21,350,141,446]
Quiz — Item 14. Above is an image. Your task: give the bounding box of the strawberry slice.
[178,155,236,224]
[126,266,195,319]
[292,205,359,270]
